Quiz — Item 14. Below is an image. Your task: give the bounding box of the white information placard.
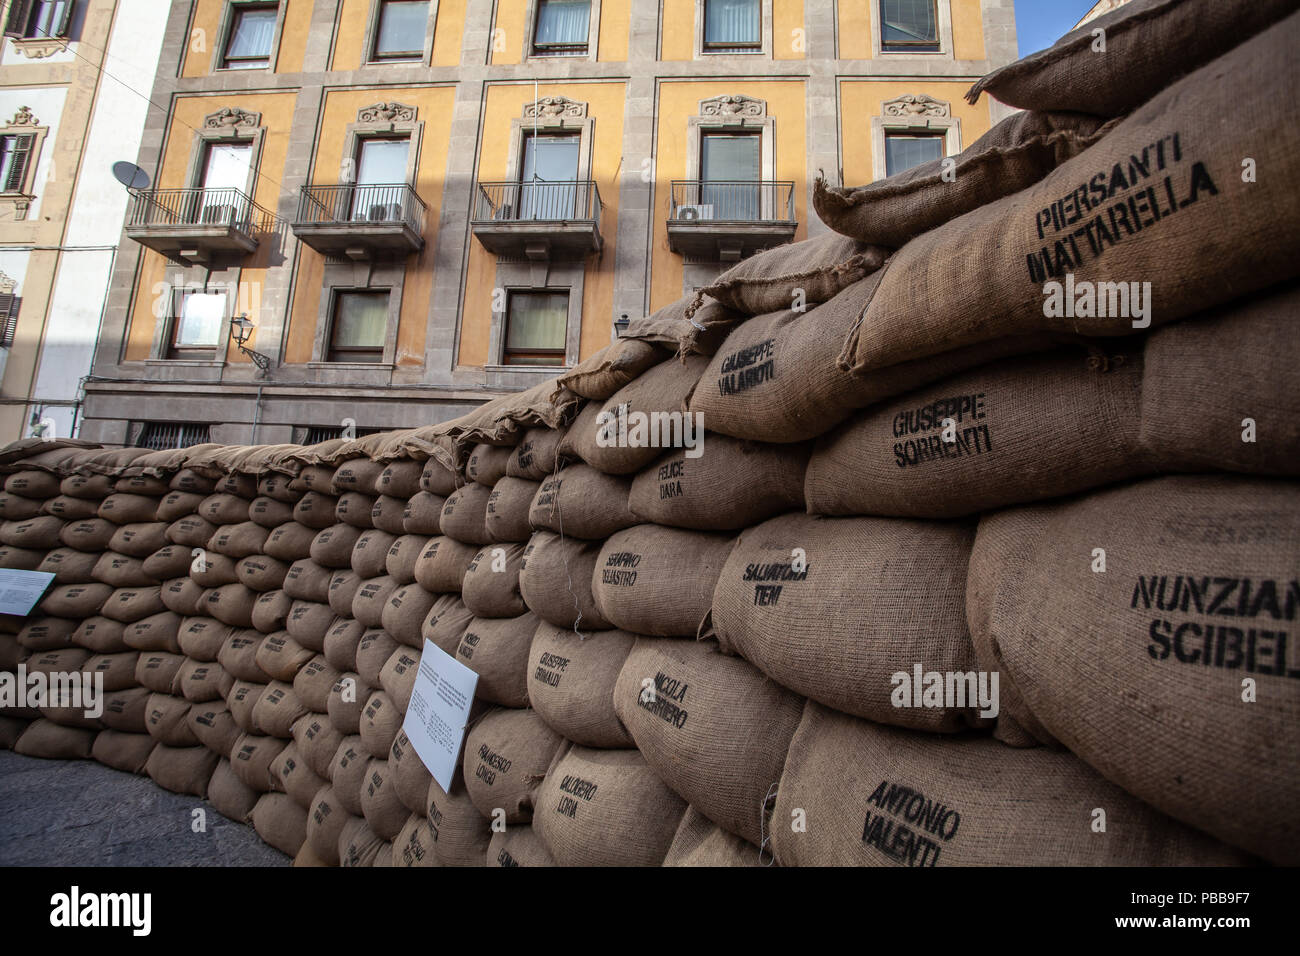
[0,569,55,616]
[402,639,479,792]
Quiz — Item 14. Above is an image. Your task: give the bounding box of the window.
[532,0,589,56]
[329,290,389,363]
[0,292,20,347]
[504,291,567,366]
[0,135,33,194]
[372,0,428,60]
[880,0,939,52]
[703,0,759,51]
[197,140,253,222]
[169,290,225,359]
[4,0,73,39]
[222,3,278,69]
[136,422,212,450]
[351,136,410,220]
[299,424,383,444]
[519,131,579,219]
[701,130,760,219]
[885,132,944,176]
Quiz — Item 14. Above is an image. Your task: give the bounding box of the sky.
[1016,0,1104,56]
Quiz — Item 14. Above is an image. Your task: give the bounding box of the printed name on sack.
[637,670,688,728]
[556,774,599,820]
[476,744,511,785]
[742,559,811,608]
[601,551,640,587]
[1136,574,1300,678]
[533,652,570,688]
[861,779,961,868]
[891,393,991,469]
[717,338,776,396]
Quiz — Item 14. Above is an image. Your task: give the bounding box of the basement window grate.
[136,422,212,450]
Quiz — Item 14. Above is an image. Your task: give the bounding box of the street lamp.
[230,313,272,372]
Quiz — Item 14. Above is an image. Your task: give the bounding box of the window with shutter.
[3,0,33,38]
[0,135,33,193]
[0,293,20,348]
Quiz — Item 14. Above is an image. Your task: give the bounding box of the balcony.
[667,181,797,261]
[470,180,602,260]
[125,187,271,264]
[292,183,426,259]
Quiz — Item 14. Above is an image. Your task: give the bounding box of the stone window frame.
[685,93,776,190]
[869,0,954,59]
[182,106,267,197]
[484,262,586,376]
[362,0,440,67]
[210,0,289,74]
[504,95,593,185]
[523,0,601,64]
[337,101,424,189]
[5,0,82,59]
[870,93,961,182]
[0,105,48,221]
[694,0,772,59]
[310,272,405,367]
[145,268,238,367]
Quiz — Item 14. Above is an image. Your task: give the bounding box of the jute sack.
[551,339,665,401]
[82,651,140,692]
[439,483,494,546]
[60,517,116,551]
[252,680,309,738]
[528,465,636,540]
[218,630,267,682]
[518,531,611,630]
[350,529,397,578]
[328,736,371,814]
[98,493,158,524]
[237,555,289,593]
[360,758,409,840]
[389,728,432,814]
[426,771,492,866]
[841,14,1300,375]
[421,596,475,655]
[356,628,399,688]
[1,516,63,549]
[230,731,288,793]
[142,544,196,581]
[165,515,217,549]
[663,806,763,867]
[42,496,98,520]
[256,631,314,682]
[461,544,527,618]
[376,460,423,499]
[108,521,169,558]
[207,758,259,822]
[385,534,428,585]
[463,707,564,823]
[696,232,887,316]
[0,715,26,749]
[394,814,440,867]
[136,654,186,695]
[91,553,153,589]
[332,458,386,495]
[251,792,308,856]
[272,741,327,809]
[420,458,459,496]
[966,0,1299,118]
[17,617,76,651]
[712,512,978,731]
[179,659,234,703]
[335,492,376,530]
[249,496,295,529]
[455,612,539,707]
[466,444,513,487]
[145,743,218,798]
[0,492,42,520]
[188,700,241,757]
[815,112,1111,248]
[294,491,339,530]
[40,583,111,618]
[294,711,343,779]
[568,355,711,475]
[771,702,1252,867]
[327,570,363,617]
[123,611,183,653]
[198,494,249,526]
[528,621,634,747]
[309,524,363,570]
[201,583,258,629]
[0,544,43,570]
[306,785,351,865]
[485,477,538,543]
[381,583,439,647]
[92,729,156,775]
[294,839,331,867]
[192,553,239,588]
[4,469,60,498]
[258,472,302,503]
[507,427,568,481]
[295,655,342,712]
[378,646,420,710]
[100,686,151,733]
[412,536,478,593]
[614,637,803,845]
[14,718,96,759]
[807,349,1150,519]
[263,521,316,561]
[177,617,233,662]
[342,822,390,866]
[73,616,129,654]
[630,436,809,530]
[352,576,399,629]
[291,464,336,493]
[533,745,687,866]
[370,496,407,535]
[622,295,744,359]
[688,278,1049,444]
[115,474,169,496]
[208,521,269,559]
[487,825,556,867]
[966,475,1300,863]
[62,472,116,498]
[1139,281,1300,476]
[359,688,402,756]
[402,492,445,535]
[593,525,734,637]
[324,617,365,672]
[227,680,266,734]
[169,468,216,494]
[215,472,257,498]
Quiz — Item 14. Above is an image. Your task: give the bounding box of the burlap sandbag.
[18,617,76,651]
[455,612,539,707]
[419,458,458,496]
[263,521,316,561]
[255,631,314,682]
[528,465,636,540]
[202,583,257,629]
[421,595,476,655]
[0,543,42,570]
[328,736,370,814]
[370,495,407,535]
[59,517,115,552]
[484,477,537,544]
[463,707,563,823]
[356,628,399,688]
[816,112,1111,249]
[293,491,339,530]
[294,655,341,713]
[137,654,186,696]
[412,536,478,594]
[593,525,734,637]
[461,544,526,618]
[807,348,1150,518]
[350,529,397,579]
[252,680,308,738]
[393,813,440,867]
[258,472,301,502]
[324,617,365,672]
[14,718,96,759]
[614,637,802,845]
[80,649,135,693]
[631,436,808,530]
[0,492,42,520]
[4,468,60,498]
[227,681,266,734]
[325,570,362,617]
[191,552,238,587]
[506,427,568,481]
[248,495,295,529]
[217,630,267,682]
[63,472,115,498]
[165,515,217,549]
[73,616,128,654]
[251,792,307,856]
[43,495,98,520]
[207,757,259,822]
[100,686,151,734]
[178,658,233,703]
[123,611,183,653]
[842,14,1300,375]
[487,824,555,866]
[712,512,977,730]
[772,702,1253,867]
[208,521,269,559]
[403,492,445,536]
[385,534,428,585]
[92,552,153,589]
[518,531,611,631]
[161,577,206,617]
[309,524,362,570]
[142,544,195,581]
[1,516,63,550]
[188,700,241,757]
[663,805,763,867]
[292,464,335,493]
[377,646,420,712]
[332,458,386,495]
[271,740,327,809]
[99,493,158,524]
[967,0,1298,118]
[339,817,387,867]
[389,728,432,814]
[237,554,289,593]
[145,743,218,798]
[426,771,492,866]
[438,483,494,546]
[359,688,402,757]
[465,444,512,488]
[380,582,439,648]
[528,621,633,747]
[352,576,399,630]
[534,745,687,867]
[551,339,665,401]
[377,460,423,499]
[966,474,1300,863]
[623,294,744,358]
[1139,281,1300,476]
[335,492,376,530]
[92,729,156,775]
[305,785,350,865]
[40,583,110,619]
[359,757,408,840]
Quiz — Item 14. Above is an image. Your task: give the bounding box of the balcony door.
[198,142,251,225]
[351,137,410,221]
[519,132,579,220]
[701,131,760,220]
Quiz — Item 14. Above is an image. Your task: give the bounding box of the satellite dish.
[112,161,150,191]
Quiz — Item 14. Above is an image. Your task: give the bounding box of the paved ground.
[0,751,288,866]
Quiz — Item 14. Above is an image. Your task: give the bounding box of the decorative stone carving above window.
[358,102,418,124]
[8,107,37,127]
[522,96,586,120]
[9,37,67,59]
[203,107,262,130]
[699,94,767,118]
[0,270,16,294]
[882,94,950,118]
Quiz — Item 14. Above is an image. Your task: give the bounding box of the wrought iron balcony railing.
[295,183,427,234]
[668,180,796,223]
[126,187,270,235]
[471,180,602,224]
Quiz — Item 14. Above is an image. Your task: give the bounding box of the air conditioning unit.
[493,203,515,221]
[368,203,402,222]
[200,204,235,225]
[675,204,714,221]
